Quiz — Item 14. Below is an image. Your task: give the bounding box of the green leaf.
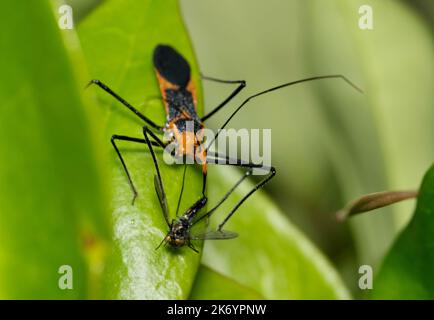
[200,166,350,299]
[78,0,204,299]
[372,164,434,299]
[0,1,110,298]
[190,265,263,300]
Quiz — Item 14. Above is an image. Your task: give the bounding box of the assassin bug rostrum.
[87,44,362,211]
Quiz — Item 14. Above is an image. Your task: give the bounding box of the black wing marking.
[154,174,170,226]
[153,44,191,88]
[190,230,238,240]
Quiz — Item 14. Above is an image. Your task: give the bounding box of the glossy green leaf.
[190,265,263,300]
[372,164,434,299]
[78,0,204,299]
[0,1,110,298]
[200,166,350,299]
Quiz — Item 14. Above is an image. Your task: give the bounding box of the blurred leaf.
[0,0,110,298]
[301,0,434,267]
[372,164,434,299]
[337,190,418,220]
[78,0,204,299]
[402,0,434,26]
[200,166,350,299]
[190,265,263,300]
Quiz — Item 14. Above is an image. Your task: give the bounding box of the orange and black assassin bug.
[87,44,361,209]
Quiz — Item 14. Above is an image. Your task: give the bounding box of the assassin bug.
[87,44,361,207]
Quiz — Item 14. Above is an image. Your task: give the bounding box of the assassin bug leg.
[111,131,167,205]
[194,153,276,228]
[142,126,172,227]
[86,79,164,131]
[193,167,253,225]
[217,166,276,231]
[200,74,246,122]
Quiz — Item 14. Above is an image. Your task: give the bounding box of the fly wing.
[190,230,238,240]
[154,174,170,226]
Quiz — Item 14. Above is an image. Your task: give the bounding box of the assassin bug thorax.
[87,44,362,223]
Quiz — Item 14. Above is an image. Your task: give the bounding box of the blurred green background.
[0,0,433,299]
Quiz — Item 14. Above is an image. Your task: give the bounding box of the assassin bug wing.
[153,45,191,88]
[154,174,170,226]
[190,230,238,240]
[174,102,201,122]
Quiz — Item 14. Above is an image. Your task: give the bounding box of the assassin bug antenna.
[205,74,363,152]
